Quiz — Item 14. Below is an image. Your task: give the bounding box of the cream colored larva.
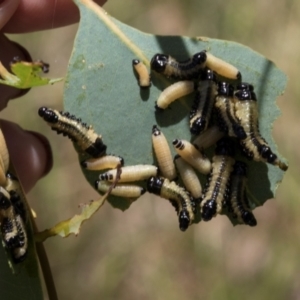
[193,126,225,150]
[172,139,211,174]
[81,155,124,171]
[152,125,176,180]
[156,81,194,110]
[99,164,158,182]
[205,52,241,80]
[132,59,151,88]
[174,155,202,199]
[95,180,146,198]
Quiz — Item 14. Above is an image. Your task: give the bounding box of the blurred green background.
[3,0,300,299]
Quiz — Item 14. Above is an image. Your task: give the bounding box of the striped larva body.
[174,155,202,199]
[152,125,176,180]
[200,138,235,221]
[11,214,27,263]
[189,69,218,135]
[234,86,288,171]
[193,126,225,150]
[95,180,145,198]
[99,165,158,182]
[228,161,257,227]
[132,59,151,88]
[155,81,194,110]
[147,176,195,231]
[172,139,211,174]
[214,82,246,139]
[150,51,207,80]
[38,107,107,158]
[205,52,241,80]
[81,155,124,171]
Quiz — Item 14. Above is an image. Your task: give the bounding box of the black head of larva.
[201,199,217,221]
[201,68,217,82]
[217,82,234,97]
[179,210,191,231]
[150,54,168,72]
[192,51,207,64]
[190,117,206,135]
[232,161,247,176]
[237,82,254,91]
[260,145,277,163]
[152,124,161,136]
[0,193,11,209]
[234,89,257,101]
[38,107,59,123]
[242,211,257,227]
[147,176,164,195]
[132,59,140,66]
[215,137,235,157]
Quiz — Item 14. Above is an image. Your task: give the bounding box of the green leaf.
[0,60,62,89]
[63,0,288,221]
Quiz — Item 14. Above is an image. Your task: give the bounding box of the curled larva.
[189,69,218,135]
[95,180,145,198]
[152,125,176,180]
[214,82,246,139]
[147,176,195,231]
[155,81,194,110]
[132,59,151,88]
[234,85,288,171]
[193,126,225,150]
[205,52,241,80]
[228,161,257,227]
[174,155,202,199]
[172,139,211,175]
[38,107,107,158]
[150,51,207,80]
[200,138,235,221]
[81,155,124,171]
[99,165,158,182]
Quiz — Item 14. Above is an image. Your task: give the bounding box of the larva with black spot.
[152,125,176,180]
[189,69,218,135]
[193,126,225,150]
[155,81,194,110]
[174,155,202,200]
[228,161,257,227]
[234,85,288,171]
[81,155,124,171]
[99,165,158,182]
[95,180,146,198]
[172,139,211,174]
[200,137,235,221]
[150,51,207,80]
[214,82,246,139]
[205,52,241,80]
[132,59,151,88]
[38,107,107,158]
[147,176,195,231]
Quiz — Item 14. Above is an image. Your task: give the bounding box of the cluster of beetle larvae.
[0,59,50,264]
[38,49,288,233]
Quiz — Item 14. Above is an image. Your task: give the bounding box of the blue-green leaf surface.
[63,0,288,219]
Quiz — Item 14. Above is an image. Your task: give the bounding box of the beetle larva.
[205,52,241,80]
[147,176,195,231]
[214,82,246,139]
[152,125,176,180]
[99,165,158,182]
[189,69,218,135]
[132,59,151,88]
[81,155,124,171]
[227,161,257,227]
[155,81,194,110]
[234,85,288,171]
[95,180,146,198]
[172,139,211,174]
[174,155,202,200]
[200,138,235,221]
[38,107,107,158]
[150,51,207,80]
[193,126,225,150]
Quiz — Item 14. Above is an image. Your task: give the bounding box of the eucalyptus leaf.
[63,0,288,221]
